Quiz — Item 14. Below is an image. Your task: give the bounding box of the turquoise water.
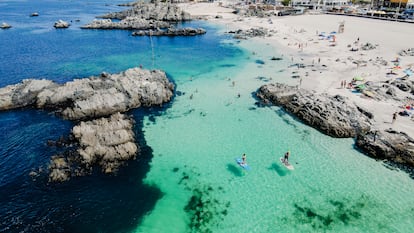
[1,0,414,232]
[136,40,414,232]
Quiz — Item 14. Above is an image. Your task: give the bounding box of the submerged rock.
[49,156,71,182]
[256,83,371,138]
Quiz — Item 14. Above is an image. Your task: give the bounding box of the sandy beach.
[180,2,414,138]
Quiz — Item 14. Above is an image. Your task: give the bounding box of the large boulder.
[356,129,414,167]
[48,113,138,182]
[72,113,138,174]
[256,83,371,138]
[54,19,70,28]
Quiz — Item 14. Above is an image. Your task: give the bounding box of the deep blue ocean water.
[0,1,245,232]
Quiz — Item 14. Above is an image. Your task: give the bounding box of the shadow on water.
[227,163,244,177]
[269,163,287,176]
[0,108,166,233]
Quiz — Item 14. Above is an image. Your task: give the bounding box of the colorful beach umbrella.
[356,84,366,90]
[353,76,364,81]
[404,69,413,77]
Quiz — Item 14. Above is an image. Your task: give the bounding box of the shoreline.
[179,2,414,168]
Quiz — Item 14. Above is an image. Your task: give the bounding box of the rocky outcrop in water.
[54,19,70,28]
[49,113,138,182]
[0,67,174,120]
[82,1,191,31]
[256,83,371,138]
[0,67,174,182]
[100,1,191,21]
[81,17,170,30]
[132,27,206,36]
[356,129,414,167]
[1,22,12,29]
[256,83,414,171]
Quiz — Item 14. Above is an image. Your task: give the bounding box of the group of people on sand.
[240,151,290,165]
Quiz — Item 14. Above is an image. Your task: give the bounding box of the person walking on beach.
[392,112,398,124]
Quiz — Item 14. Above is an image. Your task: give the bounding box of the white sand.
[180,2,414,138]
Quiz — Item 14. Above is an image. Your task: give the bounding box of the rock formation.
[54,19,70,28]
[82,1,192,31]
[49,113,138,182]
[356,129,414,167]
[100,1,191,21]
[256,82,414,171]
[228,27,269,39]
[256,83,371,138]
[81,17,170,30]
[0,67,175,182]
[0,67,174,120]
[132,27,206,36]
[1,22,12,29]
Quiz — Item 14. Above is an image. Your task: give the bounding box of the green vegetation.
[281,0,291,6]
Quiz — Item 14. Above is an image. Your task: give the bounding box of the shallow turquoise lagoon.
[0,1,413,232]
[136,40,414,233]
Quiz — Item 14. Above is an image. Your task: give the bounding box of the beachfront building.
[405,0,414,9]
[383,0,408,8]
[408,1,414,9]
[291,0,349,10]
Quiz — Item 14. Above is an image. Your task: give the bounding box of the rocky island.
[54,19,70,28]
[0,67,174,182]
[81,1,206,37]
[81,1,191,30]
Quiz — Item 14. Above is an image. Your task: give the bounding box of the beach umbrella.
[404,69,413,77]
[363,90,375,97]
[353,76,364,81]
[356,84,366,90]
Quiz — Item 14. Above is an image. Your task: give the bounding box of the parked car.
[400,9,414,20]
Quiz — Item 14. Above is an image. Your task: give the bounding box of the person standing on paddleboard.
[241,153,247,165]
[284,151,290,163]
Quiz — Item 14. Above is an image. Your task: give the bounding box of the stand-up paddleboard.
[236,158,250,170]
[280,157,294,170]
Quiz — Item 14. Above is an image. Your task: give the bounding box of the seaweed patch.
[178,168,229,232]
[287,195,391,231]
